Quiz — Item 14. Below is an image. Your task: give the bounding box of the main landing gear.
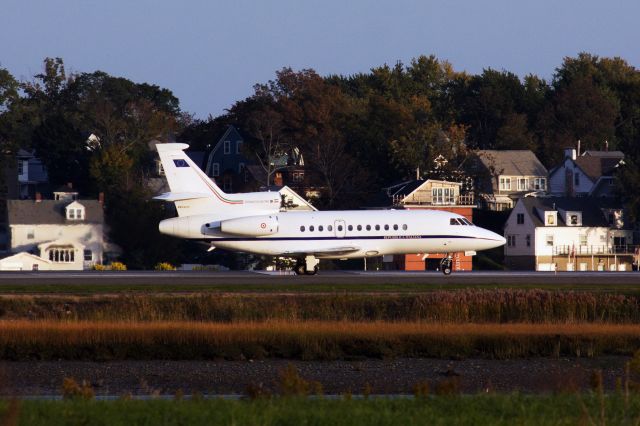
[294,255,320,275]
[439,254,453,276]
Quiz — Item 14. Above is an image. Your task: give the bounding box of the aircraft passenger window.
[375,225,380,231]
[366,225,371,231]
[393,224,398,231]
[300,226,305,232]
[328,225,333,231]
[338,225,343,231]
[450,218,460,225]
[319,225,324,231]
[384,224,389,230]
[309,225,315,232]
[357,225,362,231]
[402,224,408,230]
[348,225,353,231]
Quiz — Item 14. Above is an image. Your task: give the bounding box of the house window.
[224,141,231,154]
[499,177,511,191]
[507,235,516,247]
[546,214,555,225]
[238,163,245,173]
[27,229,35,239]
[569,214,579,225]
[49,248,75,263]
[516,213,524,225]
[534,178,546,191]
[546,235,554,246]
[579,234,587,246]
[236,141,243,154]
[69,209,75,219]
[84,249,92,261]
[293,171,304,183]
[17,160,24,175]
[574,172,580,186]
[432,188,455,205]
[67,207,84,220]
[212,163,220,177]
[157,161,165,176]
[526,234,531,247]
[517,178,528,191]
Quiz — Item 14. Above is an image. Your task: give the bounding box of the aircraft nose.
[478,228,506,249]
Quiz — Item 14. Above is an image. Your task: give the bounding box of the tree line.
[1,53,639,267]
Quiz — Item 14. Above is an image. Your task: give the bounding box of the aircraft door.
[334,220,346,238]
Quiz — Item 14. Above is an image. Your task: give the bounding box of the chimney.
[416,167,420,180]
[35,192,42,203]
[577,139,581,156]
[274,172,283,187]
[564,148,577,161]
[98,192,105,205]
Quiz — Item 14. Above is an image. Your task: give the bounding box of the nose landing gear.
[294,255,320,275]
[439,254,453,275]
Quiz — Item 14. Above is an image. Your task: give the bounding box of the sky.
[1,0,639,119]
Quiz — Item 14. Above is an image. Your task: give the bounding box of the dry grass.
[1,290,639,323]
[0,320,639,360]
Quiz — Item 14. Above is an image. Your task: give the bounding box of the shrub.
[154,262,176,271]
[91,264,107,271]
[109,262,127,271]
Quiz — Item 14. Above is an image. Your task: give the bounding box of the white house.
[504,197,634,271]
[3,187,105,271]
[548,148,624,197]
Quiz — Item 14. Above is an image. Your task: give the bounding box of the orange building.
[384,180,476,272]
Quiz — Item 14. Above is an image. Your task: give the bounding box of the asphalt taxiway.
[0,270,638,286]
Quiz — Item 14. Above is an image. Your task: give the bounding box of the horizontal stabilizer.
[153,192,211,202]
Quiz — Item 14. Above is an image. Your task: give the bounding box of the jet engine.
[219,215,278,236]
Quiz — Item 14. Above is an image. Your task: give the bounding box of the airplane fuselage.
[159,209,504,258]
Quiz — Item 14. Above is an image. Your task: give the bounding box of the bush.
[91,264,107,271]
[109,262,127,271]
[154,262,176,271]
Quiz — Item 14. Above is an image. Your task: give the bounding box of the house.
[203,125,313,197]
[548,148,624,197]
[377,179,476,271]
[2,186,106,271]
[15,149,49,199]
[267,185,317,211]
[504,196,635,271]
[464,150,548,211]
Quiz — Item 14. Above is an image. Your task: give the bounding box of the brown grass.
[0,320,639,360]
[1,290,639,323]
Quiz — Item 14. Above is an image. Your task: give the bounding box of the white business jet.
[155,143,505,275]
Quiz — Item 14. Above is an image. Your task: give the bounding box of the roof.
[518,197,624,227]
[475,150,547,176]
[0,252,51,264]
[185,151,205,169]
[574,156,623,181]
[7,200,104,225]
[581,150,624,158]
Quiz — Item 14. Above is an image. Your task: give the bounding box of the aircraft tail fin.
[156,143,243,216]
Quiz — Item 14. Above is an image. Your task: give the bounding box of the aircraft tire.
[295,264,307,275]
[305,265,319,275]
[442,265,452,275]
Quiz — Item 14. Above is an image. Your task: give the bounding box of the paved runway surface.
[0,270,639,286]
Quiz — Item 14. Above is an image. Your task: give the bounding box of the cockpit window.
[462,218,473,226]
[450,218,460,225]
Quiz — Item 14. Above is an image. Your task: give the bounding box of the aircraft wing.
[281,246,361,257]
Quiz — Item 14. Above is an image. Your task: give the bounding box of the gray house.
[465,150,548,211]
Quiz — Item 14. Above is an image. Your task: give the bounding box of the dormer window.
[545,211,557,226]
[65,201,85,221]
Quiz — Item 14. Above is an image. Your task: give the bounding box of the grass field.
[2,394,640,425]
[2,289,640,322]
[1,320,640,360]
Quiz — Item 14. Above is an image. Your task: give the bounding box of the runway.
[0,270,639,286]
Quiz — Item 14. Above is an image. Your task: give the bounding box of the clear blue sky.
[1,0,639,119]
